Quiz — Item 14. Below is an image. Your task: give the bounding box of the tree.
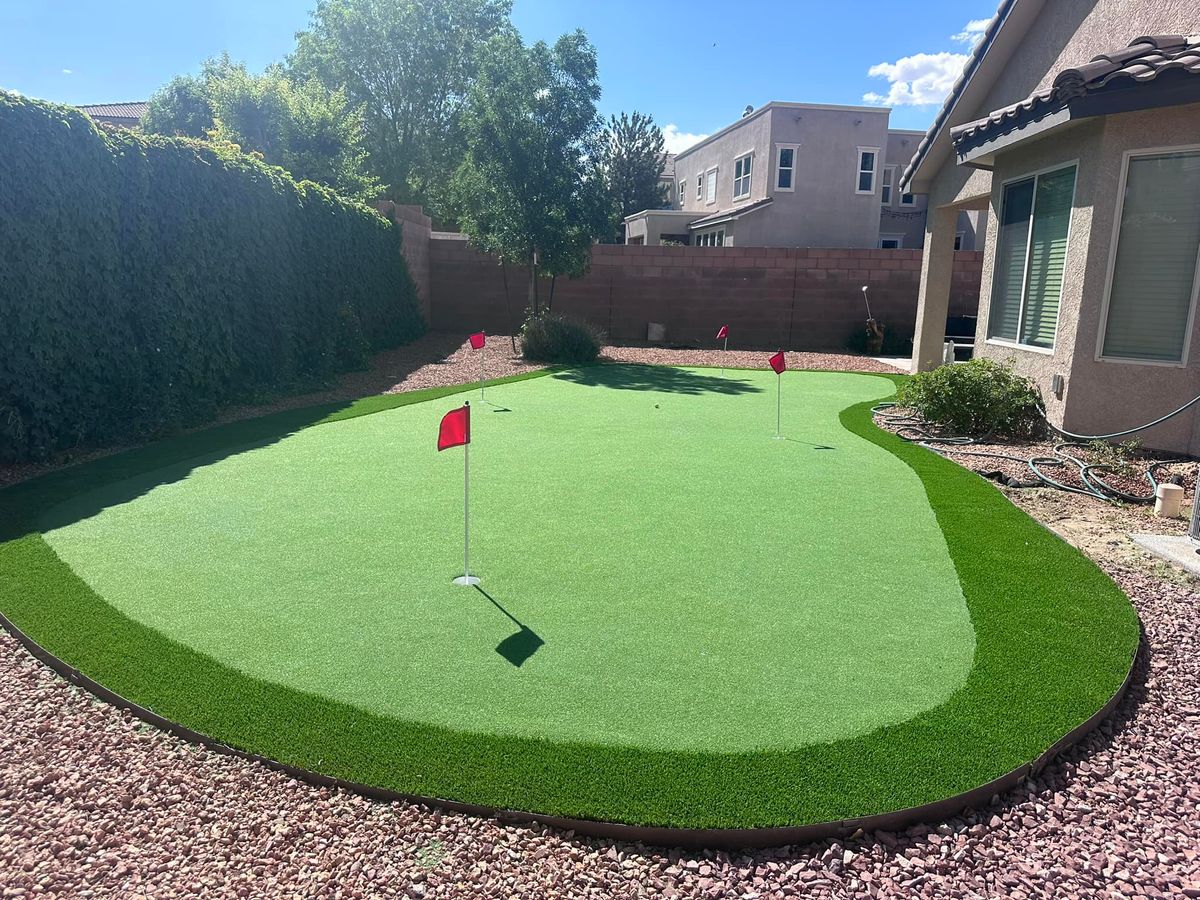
[141,55,242,139]
[596,111,667,241]
[208,68,379,199]
[449,30,613,324]
[289,0,513,211]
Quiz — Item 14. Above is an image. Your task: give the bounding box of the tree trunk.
[528,251,538,317]
[548,275,557,312]
[501,262,517,353]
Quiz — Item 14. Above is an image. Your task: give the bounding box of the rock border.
[0,607,1136,850]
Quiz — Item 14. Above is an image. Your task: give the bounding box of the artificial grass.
[39,367,972,753]
[0,365,1139,829]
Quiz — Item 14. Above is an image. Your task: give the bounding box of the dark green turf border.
[0,366,1139,842]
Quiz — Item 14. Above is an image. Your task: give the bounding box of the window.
[987,164,1077,350]
[881,167,895,205]
[1099,148,1200,363]
[879,236,902,249]
[696,174,703,201]
[705,167,718,205]
[856,147,879,194]
[696,229,725,247]
[775,145,796,191]
[733,153,753,199]
[900,191,915,206]
[954,232,965,251]
[679,180,686,205]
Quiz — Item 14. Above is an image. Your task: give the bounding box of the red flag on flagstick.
[437,403,471,451]
[469,331,486,350]
[768,350,786,374]
[716,325,729,340]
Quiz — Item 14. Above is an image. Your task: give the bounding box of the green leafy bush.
[0,92,425,462]
[520,313,601,364]
[896,357,1044,438]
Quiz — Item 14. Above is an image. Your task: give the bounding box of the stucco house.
[905,0,1200,454]
[625,101,983,250]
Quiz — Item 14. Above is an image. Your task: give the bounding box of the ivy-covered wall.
[0,92,425,462]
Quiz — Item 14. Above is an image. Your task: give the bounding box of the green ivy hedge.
[0,92,424,462]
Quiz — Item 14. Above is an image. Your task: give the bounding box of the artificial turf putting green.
[0,365,1139,829]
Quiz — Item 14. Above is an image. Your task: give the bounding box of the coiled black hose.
[873,403,1186,503]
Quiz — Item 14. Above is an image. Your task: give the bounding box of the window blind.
[1102,151,1200,362]
[1020,167,1075,348]
[987,178,1034,342]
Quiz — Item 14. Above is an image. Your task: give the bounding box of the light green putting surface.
[42,366,975,753]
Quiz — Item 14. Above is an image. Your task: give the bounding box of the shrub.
[0,92,425,462]
[520,313,602,364]
[896,357,1044,438]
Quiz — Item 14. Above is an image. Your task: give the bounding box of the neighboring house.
[624,101,982,250]
[904,0,1200,454]
[657,153,676,208]
[77,102,147,128]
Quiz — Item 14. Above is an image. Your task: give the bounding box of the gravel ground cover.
[2,341,1197,897]
[871,405,1198,502]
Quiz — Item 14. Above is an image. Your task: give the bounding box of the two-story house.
[625,101,983,250]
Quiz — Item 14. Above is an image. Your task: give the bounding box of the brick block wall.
[378,202,433,322]
[429,236,983,351]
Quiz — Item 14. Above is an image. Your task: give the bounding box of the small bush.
[520,313,601,364]
[897,357,1043,438]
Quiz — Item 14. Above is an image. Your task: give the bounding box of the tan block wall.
[428,235,982,351]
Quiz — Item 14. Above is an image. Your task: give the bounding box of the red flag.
[469,331,486,350]
[716,325,729,340]
[438,404,471,451]
[768,350,786,374]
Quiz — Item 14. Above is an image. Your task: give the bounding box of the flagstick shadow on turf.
[475,585,544,667]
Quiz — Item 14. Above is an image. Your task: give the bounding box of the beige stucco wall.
[975,104,1200,453]
[672,104,891,248]
[919,0,1200,450]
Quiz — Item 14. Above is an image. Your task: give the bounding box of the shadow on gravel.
[553,363,763,396]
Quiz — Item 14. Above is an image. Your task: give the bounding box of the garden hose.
[872,402,1191,504]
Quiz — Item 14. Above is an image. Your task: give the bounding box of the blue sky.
[0,0,994,150]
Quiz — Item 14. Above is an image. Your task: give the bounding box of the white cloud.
[661,123,709,155]
[863,17,991,107]
[951,18,992,45]
[61,68,73,75]
[863,52,970,106]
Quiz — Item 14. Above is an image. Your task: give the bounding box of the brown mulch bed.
[873,405,1197,505]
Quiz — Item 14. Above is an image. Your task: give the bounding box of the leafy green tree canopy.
[449,30,613,316]
[290,0,513,210]
[141,55,241,139]
[597,111,667,241]
[208,67,380,200]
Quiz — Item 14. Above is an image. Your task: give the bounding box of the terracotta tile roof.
[78,102,148,120]
[951,35,1200,149]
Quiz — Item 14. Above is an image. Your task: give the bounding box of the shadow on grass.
[476,585,544,667]
[553,363,762,396]
[7,372,554,541]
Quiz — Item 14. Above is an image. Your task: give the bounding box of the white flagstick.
[453,404,480,587]
[479,342,486,401]
[721,334,729,377]
[775,372,783,439]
